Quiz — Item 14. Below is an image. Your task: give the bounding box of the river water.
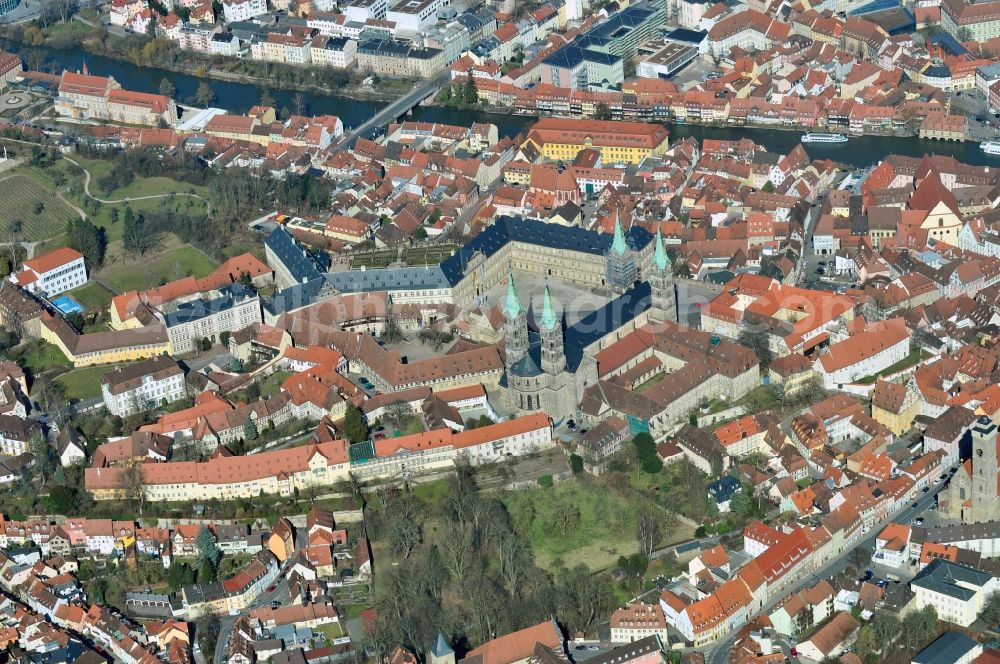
[10,42,1000,168]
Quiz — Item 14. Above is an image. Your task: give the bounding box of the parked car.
[374,432,386,440]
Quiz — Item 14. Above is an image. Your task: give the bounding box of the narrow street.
[704,471,948,664]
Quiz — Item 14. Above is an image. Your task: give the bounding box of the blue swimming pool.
[50,295,84,315]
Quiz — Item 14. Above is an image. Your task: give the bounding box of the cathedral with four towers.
[502,221,677,421]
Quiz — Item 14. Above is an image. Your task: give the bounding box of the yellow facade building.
[40,312,172,367]
[521,117,670,165]
[872,379,921,436]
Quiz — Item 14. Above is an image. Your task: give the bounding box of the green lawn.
[44,20,91,40]
[382,414,424,437]
[503,479,642,571]
[0,172,78,241]
[314,622,345,642]
[100,237,217,293]
[223,242,264,260]
[13,340,70,377]
[259,371,293,398]
[57,364,121,401]
[67,282,115,312]
[108,177,209,200]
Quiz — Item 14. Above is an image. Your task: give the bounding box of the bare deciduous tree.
[635,504,663,558]
[440,525,474,580]
[120,463,147,513]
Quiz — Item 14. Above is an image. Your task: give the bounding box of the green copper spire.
[540,281,558,330]
[504,272,522,319]
[611,213,627,256]
[654,227,670,271]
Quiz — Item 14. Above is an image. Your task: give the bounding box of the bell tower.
[539,281,565,375]
[649,227,677,322]
[504,272,528,366]
[972,416,999,519]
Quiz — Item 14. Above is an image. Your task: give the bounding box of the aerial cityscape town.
[6,0,1000,659]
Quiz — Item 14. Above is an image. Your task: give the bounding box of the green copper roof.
[504,272,522,319]
[540,282,558,330]
[654,227,670,271]
[611,214,627,255]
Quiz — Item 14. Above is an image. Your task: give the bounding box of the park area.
[56,364,122,401]
[15,155,211,262]
[503,479,646,571]
[99,234,217,294]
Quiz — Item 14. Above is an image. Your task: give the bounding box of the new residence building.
[10,247,87,297]
[101,356,186,417]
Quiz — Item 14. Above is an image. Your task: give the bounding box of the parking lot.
[672,57,720,91]
[950,90,1000,141]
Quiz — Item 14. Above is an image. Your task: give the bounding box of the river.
[10,42,1000,168]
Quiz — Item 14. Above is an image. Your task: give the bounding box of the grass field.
[12,340,70,377]
[259,371,293,398]
[67,282,115,312]
[504,479,642,571]
[0,173,78,241]
[223,242,264,260]
[44,20,91,40]
[100,235,217,293]
[109,176,209,200]
[314,622,345,642]
[57,364,120,401]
